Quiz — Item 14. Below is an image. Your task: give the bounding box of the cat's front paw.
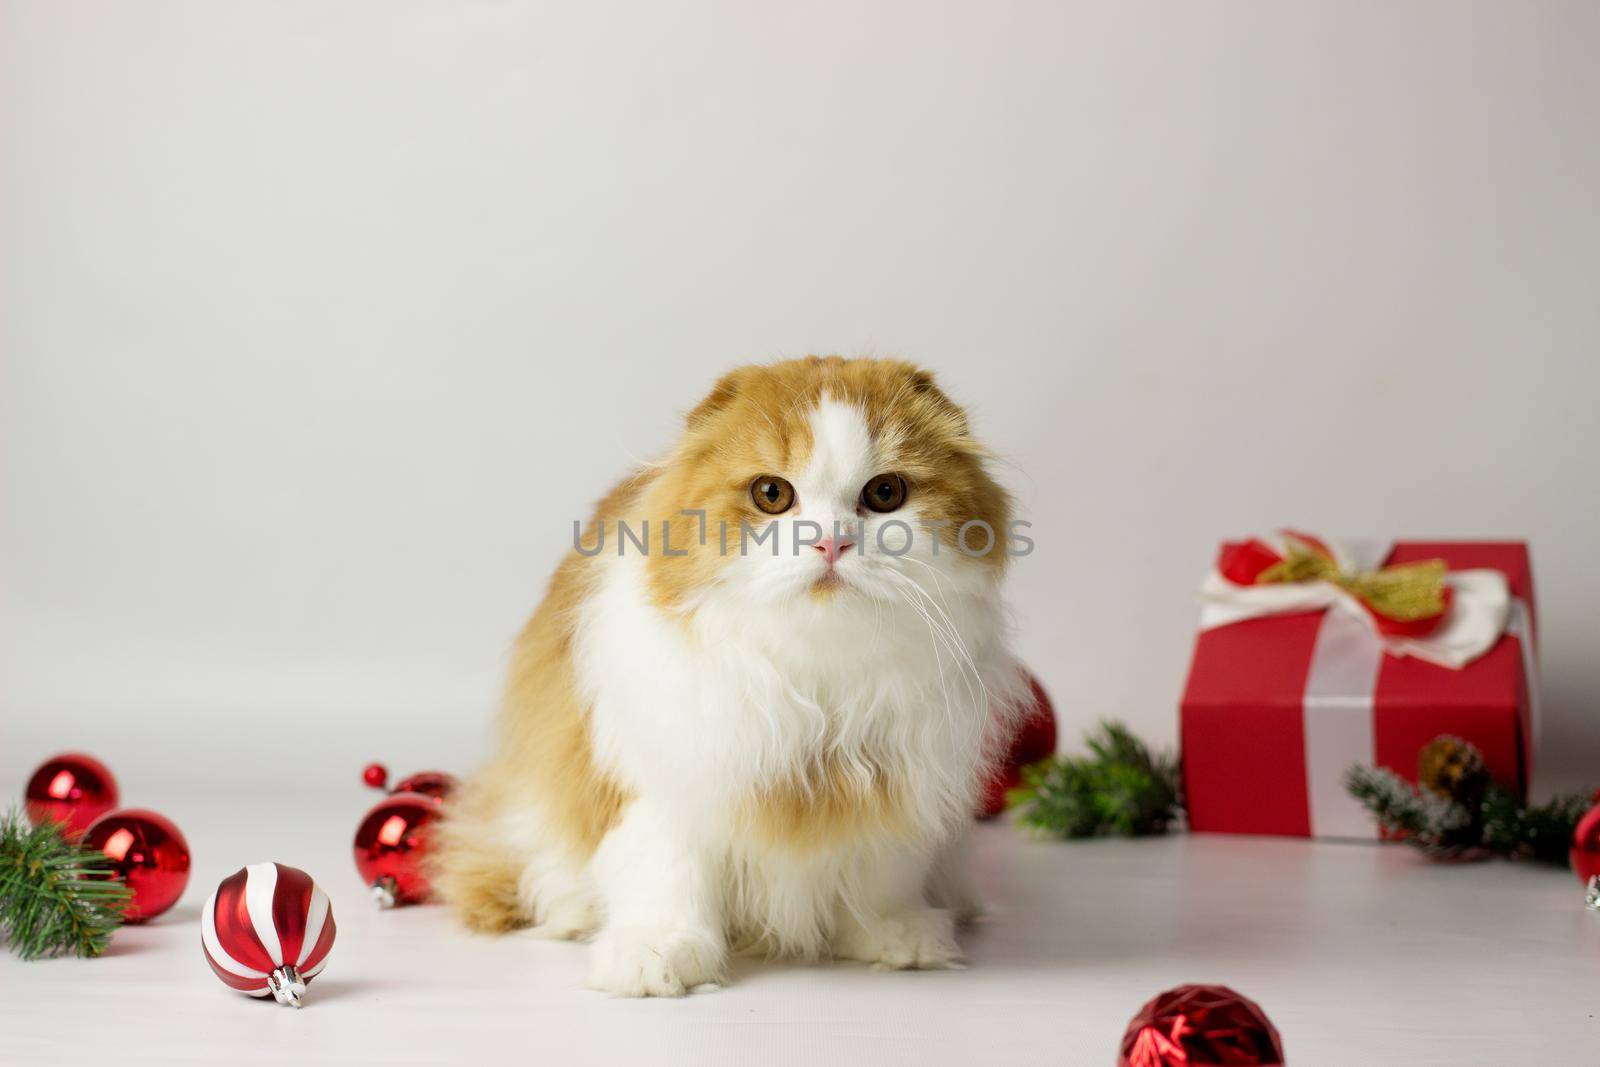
[588,927,726,997]
[833,906,963,970]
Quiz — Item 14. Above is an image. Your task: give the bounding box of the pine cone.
[1417,736,1488,804]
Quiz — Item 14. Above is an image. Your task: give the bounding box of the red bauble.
[1012,674,1058,765]
[1119,984,1284,1067]
[980,763,1024,821]
[353,791,440,907]
[978,673,1057,819]
[1569,802,1600,885]
[362,762,457,805]
[24,753,119,838]
[203,862,336,1007]
[82,808,191,922]
[390,771,457,804]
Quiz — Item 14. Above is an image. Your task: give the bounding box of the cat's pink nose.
[813,536,855,564]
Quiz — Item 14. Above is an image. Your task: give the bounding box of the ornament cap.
[268,964,306,1008]
[372,876,398,909]
[1586,876,1599,911]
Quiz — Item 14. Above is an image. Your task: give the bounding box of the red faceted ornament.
[354,791,440,907]
[1569,802,1600,887]
[82,808,191,922]
[978,673,1057,819]
[203,862,336,1007]
[1119,984,1284,1067]
[361,762,457,805]
[24,752,119,838]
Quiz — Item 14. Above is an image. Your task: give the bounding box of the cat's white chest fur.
[577,548,1004,821]
[572,547,1016,964]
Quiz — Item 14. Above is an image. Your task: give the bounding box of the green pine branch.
[1342,764,1478,858]
[0,808,131,960]
[1344,752,1595,866]
[1008,720,1181,838]
[1481,784,1594,864]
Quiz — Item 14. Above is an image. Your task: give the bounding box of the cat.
[433,355,1029,996]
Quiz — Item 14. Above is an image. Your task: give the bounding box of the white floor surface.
[2,797,1594,1066]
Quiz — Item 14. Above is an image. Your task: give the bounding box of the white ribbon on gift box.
[1197,537,1540,838]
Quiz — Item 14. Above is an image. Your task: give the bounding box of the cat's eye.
[750,476,796,514]
[860,473,908,513]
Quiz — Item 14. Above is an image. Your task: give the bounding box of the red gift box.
[1180,541,1536,838]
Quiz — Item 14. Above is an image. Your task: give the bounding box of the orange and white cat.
[434,356,1029,996]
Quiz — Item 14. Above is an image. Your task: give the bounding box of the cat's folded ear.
[905,368,970,437]
[686,366,752,428]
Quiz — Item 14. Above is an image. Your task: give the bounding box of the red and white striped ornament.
[201,862,336,1008]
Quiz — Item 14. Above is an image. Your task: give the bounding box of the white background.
[5,6,1600,1064]
[4,0,1598,801]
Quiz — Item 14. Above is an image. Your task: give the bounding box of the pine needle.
[0,808,131,960]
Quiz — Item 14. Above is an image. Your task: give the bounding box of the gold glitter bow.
[1259,541,1449,624]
